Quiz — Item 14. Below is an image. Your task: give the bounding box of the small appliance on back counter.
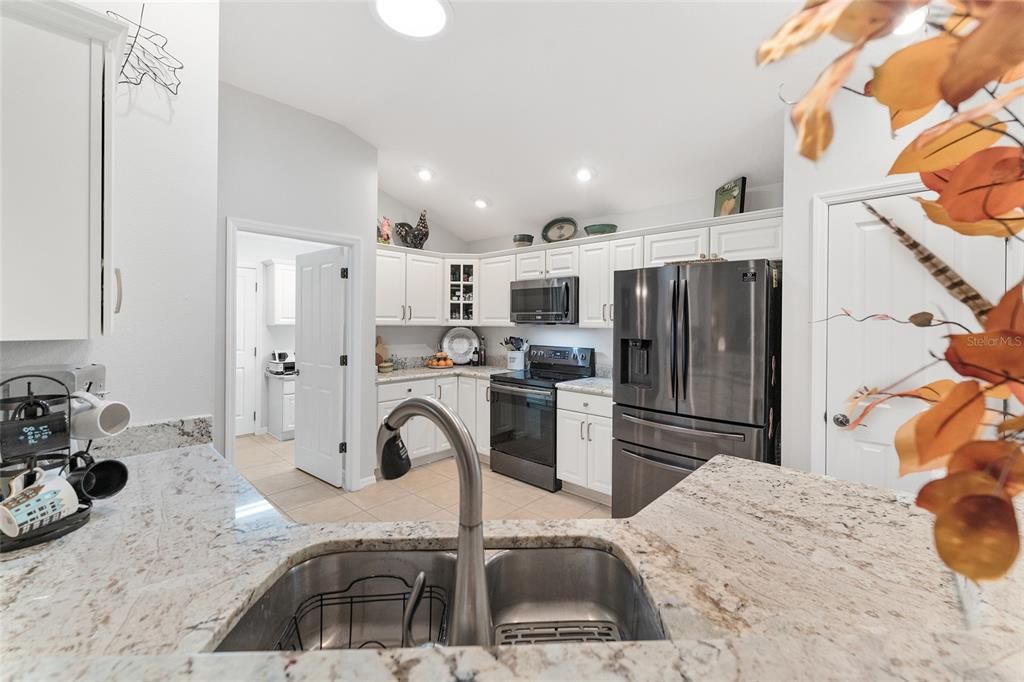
[267,350,296,376]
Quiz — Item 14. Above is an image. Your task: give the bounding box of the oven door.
[489,382,556,466]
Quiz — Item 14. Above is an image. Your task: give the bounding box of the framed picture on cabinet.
[713,176,746,217]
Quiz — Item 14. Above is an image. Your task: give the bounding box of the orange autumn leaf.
[915,380,986,464]
[916,470,1006,514]
[872,34,958,112]
[934,494,1020,580]
[947,440,1024,495]
[756,0,854,65]
[832,0,920,42]
[791,40,865,160]
[896,414,952,475]
[998,414,1024,433]
[945,332,1024,385]
[911,197,1024,238]
[938,147,1024,223]
[890,116,1006,174]
[842,380,955,430]
[1002,61,1024,84]
[985,282,1024,334]
[920,168,954,192]
[940,0,1024,107]
[889,104,935,133]
[912,87,1024,153]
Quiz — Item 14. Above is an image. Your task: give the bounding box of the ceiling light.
[575,167,593,183]
[376,0,449,38]
[474,199,488,209]
[893,6,928,35]
[418,168,433,181]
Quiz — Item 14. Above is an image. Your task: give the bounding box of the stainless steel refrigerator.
[612,259,782,517]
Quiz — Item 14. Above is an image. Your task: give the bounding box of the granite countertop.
[377,365,507,384]
[2,446,1021,680]
[556,376,613,397]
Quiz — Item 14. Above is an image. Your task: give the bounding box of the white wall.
[477,326,612,374]
[378,190,468,253]
[0,2,220,428]
[218,82,377,480]
[235,232,334,431]
[464,182,783,253]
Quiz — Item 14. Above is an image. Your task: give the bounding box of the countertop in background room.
[376,365,508,384]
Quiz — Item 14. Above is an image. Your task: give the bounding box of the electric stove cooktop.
[490,345,595,389]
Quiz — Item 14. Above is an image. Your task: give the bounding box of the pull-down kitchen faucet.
[376,396,494,647]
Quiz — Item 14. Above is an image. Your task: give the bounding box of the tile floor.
[234,434,611,523]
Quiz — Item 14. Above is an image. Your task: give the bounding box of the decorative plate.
[441,327,480,365]
[541,217,578,243]
[583,223,618,236]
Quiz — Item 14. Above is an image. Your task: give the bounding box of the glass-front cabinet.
[445,258,479,325]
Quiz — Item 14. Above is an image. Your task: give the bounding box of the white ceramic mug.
[0,468,78,538]
[70,391,131,441]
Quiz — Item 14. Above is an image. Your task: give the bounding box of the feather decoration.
[862,202,993,324]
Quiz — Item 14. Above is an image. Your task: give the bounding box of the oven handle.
[620,448,696,475]
[489,383,554,400]
[621,413,745,441]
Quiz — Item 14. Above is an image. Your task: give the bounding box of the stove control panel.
[529,345,593,368]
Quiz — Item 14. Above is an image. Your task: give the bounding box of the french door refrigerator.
[612,259,781,517]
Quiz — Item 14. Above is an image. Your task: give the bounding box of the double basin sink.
[217,547,665,651]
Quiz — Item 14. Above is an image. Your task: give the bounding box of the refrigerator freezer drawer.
[613,406,771,463]
[611,441,701,518]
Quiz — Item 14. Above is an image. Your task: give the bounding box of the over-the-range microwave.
[510,276,579,325]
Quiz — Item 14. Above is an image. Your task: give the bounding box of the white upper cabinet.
[445,259,478,325]
[405,253,444,325]
[263,260,296,325]
[375,249,407,325]
[0,2,125,340]
[515,251,546,280]
[578,243,611,328]
[479,255,515,326]
[644,227,709,267]
[545,246,580,276]
[709,216,783,261]
[609,236,644,273]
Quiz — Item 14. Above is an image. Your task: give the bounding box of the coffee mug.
[0,468,78,538]
[66,452,128,500]
[71,391,131,440]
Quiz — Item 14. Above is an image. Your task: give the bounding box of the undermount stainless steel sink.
[216,547,665,652]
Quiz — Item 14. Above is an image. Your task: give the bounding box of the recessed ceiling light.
[418,168,433,181]
[474,199,488,209]
[893,6,928,35]
[375,0,449,39]
[575,167,594,183]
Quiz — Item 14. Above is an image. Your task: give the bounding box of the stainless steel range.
[489,345,595,491]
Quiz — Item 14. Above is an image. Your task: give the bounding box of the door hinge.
[339,442,347,454]
[255,282,258,292]
[253,347,257,357]
[339,355,348,366]
[340,267,349,279]
[253,411,256,421]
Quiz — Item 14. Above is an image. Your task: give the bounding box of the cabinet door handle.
[711,252,719,259]
[114,267,124,314]
[609,303,614,321]
[580,420,585,440]
[401,304,406,320]
[587,422,593,441]
[601,303,607,321]
[436,385,441,399]
[699,253,707,260]
[485,386,491,402]
[408,305,413,320]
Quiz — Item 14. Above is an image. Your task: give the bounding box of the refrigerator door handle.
[682,278,690,400]
[621,413,746,441]
[620,448,696,475]
[670,278,678,400]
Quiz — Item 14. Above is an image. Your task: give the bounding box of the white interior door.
[234,267,258,436]
[824,194,1007,492]
[295,247,349,487]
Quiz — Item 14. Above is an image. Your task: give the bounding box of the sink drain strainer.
[494,620,622,645]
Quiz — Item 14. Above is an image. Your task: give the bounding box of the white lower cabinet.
[435,377,458,451]
[457,377,477,441]
[475,379,491,455]
[268,377,296,441]
[555,394,613,495]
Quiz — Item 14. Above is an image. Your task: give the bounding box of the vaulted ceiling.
[221,1,824,242]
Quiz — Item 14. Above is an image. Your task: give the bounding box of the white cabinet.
[516,246,579,280]
[475,379,491,455]
[579,236,644,328]
[445,259,478,324]
[1,3,124,340]
[405,253,445,325]
[457,377,478,440]
[435,376,458,451]
[263,260,296,325]
[268,377,296,441]
[644,228,709,266]
[376,249,407,325]
[479,255,515,326]
[556,394,613,495]
[375,249,444,326]
[555,409,588,487]
[709,217,783,260]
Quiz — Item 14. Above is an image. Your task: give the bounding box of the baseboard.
[358,475,377,490]
[561,481,611,507]
[411,449,454,468]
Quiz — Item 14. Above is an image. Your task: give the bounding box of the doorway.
[225,218,365,491]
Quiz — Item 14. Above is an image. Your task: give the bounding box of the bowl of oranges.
[425,351,454,369]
